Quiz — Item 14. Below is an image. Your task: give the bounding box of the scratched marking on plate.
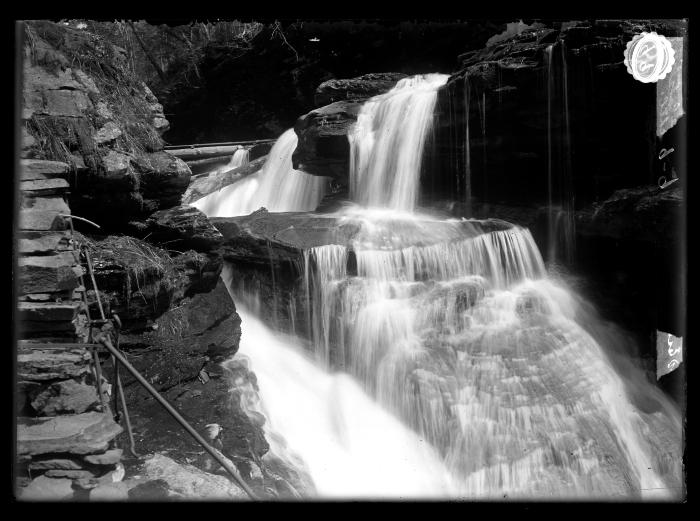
[656,330,683,379]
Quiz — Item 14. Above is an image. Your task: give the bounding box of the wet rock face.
[21,21,190,232]
[118,278,242,391]
[576,183,683,244]
[292,100,362,181]
[427,20,688,211]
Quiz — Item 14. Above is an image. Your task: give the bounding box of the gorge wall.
[16,20,281,500]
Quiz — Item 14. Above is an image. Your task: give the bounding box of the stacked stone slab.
[16,159,123,500]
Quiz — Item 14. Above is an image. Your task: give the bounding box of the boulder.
[18,346,91,382]
[20,196,71,213]
[314,72,407,106]
[293,73,414,182]
[126,479,172,500]
[292,100,362,180]
[212,209,360,267]
[19,178,70,195]
[576,183,683,245]
[134,151,192,210]
[17,412,123,456]
[18,475,75,501]
[43,88,92,117]
[29,378,100,416]
[94,122,122,145]
[89,482,130,501]
[18,254,83,294]
[139,453,248,500]
[101,150,133,185]
[17,231,73,254]
[44,469,101,479]
[82,234,220,330]
[135,205,223,252]
[119,278,241,391]
[18,301,82,323]
[20,159,70,181]
[27,457,84,471]
[18,209,68,231]
[84,448,123,466]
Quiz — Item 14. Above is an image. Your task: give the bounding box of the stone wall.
[16,159,125,500]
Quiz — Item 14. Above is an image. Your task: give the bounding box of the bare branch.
[271,20,299,62]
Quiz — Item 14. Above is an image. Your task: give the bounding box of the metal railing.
[63,214,259,500]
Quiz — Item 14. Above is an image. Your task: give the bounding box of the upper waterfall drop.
[348,74,449,211]
[191,128,328,217]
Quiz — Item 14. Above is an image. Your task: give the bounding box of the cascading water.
[201,73,681,500]
[544,43,576,265]
[191,128,328,217]
[228,147,250,169]
[349,74,449,211]
[303,212,682,498]
[222,268,457,499]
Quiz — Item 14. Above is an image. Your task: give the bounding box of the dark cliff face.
[21,21,191,232]
[158,20,509,144]
[427,19,687,210]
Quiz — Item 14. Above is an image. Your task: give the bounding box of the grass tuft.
[23,21,165,170]
[80,233,183,312]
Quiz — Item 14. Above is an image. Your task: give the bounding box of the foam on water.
[191,129,328,217]
[205,73,682,500]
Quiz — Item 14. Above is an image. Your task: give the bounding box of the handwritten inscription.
[657,330,683,379]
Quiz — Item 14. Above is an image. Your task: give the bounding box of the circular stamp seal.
[624,32,676,83]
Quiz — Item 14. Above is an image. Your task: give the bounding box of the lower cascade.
[191,128,328,217]
[204,73,681,499]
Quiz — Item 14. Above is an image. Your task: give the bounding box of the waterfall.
[348,74,449,211]
[302,212,682,498]
[191,129,329,217]
[202,74,682,500]
[544,43,576,265]
[222,266,457,499]
[228,147,250,169]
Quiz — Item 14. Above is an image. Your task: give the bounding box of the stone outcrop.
[182,155,267,204]
[138,454,249,499]
[576,183,683,244]
[212,209,360,266]
[292,100,362,181]
[79,234,221,331]
[118,278,242,391]
[213,208,512,337]
[21,21,191,231]
[292,72,408,183]
[18,412,122,456]
[133,205,224,252]
[314,72,407,106]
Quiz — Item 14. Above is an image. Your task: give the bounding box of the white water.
[349,74,449,211]
[191,129,328,217]
[205,74,682,500]
[222,268,457,499]
[544,43,576,265]
[303,211,682,499]
[228,148,250,169]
